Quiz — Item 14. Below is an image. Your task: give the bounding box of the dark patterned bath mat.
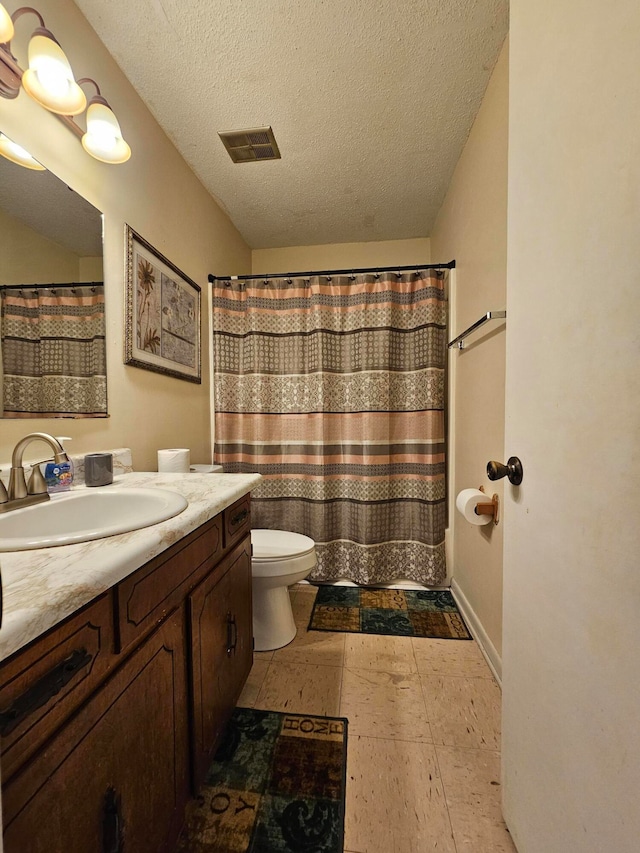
[177,707,348,853]
[308,586,471,640]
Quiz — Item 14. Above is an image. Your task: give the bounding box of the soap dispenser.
[44,436,74,493]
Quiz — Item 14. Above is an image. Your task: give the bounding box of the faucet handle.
[0,473,7,504]
[27,462,48,496]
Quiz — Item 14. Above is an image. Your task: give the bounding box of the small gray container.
[84,453,113,487]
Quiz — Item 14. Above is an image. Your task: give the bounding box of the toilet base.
[252,583,297,651]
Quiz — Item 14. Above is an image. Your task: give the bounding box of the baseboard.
[450,578,502,685]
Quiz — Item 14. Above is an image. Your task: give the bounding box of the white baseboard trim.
[450,578,502,685]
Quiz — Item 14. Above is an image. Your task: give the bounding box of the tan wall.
[252,238,431,273]
[430,40,508,661]
[0,0,250,470]
[78,257,103,281]
[0,208,83,284]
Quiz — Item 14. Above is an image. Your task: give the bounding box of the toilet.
[251,529,317,651]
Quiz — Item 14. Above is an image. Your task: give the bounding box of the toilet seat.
[251,529,315,560]
[251,529,316,578]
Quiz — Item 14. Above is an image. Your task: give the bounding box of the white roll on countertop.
[157,448,191,473]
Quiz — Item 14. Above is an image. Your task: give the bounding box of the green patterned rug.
[308,586,471,640]
[178,708,347,853]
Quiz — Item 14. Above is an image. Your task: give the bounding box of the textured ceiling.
[74,0,508,249]
[0,156,103,258]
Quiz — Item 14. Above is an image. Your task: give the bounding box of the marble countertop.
[0,471,262,663]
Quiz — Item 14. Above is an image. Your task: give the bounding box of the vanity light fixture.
[0,130,44,169]
[21,24,86,115]
[0,2,14,42]
[0,3,131,164]
[79,79,131,164]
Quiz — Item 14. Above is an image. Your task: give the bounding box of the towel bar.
[448,310,506,349]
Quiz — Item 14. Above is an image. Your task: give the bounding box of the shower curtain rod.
[208,260,455,283]
[0,281,102,291]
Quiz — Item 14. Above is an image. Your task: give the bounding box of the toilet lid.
[251,529,316,560]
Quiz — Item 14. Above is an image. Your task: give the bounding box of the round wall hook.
[486,456,524,486]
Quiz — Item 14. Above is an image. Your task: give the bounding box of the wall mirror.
[0,139,107,418]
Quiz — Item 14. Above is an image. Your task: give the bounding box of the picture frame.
[124,225,201,383]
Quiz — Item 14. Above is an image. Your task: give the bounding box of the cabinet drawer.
[116,515,222,653]
[223,495,251,549]
[0,594,115,782]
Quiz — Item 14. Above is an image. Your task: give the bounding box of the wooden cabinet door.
[225,537,253,701]
[2,610,189,853]
[188,536,253,789]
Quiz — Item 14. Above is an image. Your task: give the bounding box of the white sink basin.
[0,487,189,551]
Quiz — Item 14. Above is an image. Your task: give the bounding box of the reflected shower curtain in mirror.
[0,285,107,418]
[212,271,447,585]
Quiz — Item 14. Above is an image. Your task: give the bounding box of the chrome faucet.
[0,433,69,514]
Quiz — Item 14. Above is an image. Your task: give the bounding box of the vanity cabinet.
[3,611,188,853]
[0,497,253,853]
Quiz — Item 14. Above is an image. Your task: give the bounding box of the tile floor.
[237,583,517,853]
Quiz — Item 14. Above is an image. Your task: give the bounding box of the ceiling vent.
[218,126,281,163]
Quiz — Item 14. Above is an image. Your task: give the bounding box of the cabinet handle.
[226,611,234,656]
[230,507,248,527]
[230,615,238,654]
[103,786,125,853]
[0,647,92,737]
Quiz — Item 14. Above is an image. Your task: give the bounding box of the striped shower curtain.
[212,271,447,585]
[0,285,107,418]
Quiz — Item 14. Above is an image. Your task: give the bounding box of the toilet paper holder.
[476,486,500,525]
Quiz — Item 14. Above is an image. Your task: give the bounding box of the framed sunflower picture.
[124,225,201,383]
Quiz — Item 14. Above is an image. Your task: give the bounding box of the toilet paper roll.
[157,448,191,473]
[456,488,494,526]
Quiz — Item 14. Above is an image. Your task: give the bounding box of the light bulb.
[34,56,72,97]
[21,30,86,115]
[87,116,118,150]
[0,133,45,170]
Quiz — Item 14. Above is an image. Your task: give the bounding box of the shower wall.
[430,40,509,667]
[251,238,431,274]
